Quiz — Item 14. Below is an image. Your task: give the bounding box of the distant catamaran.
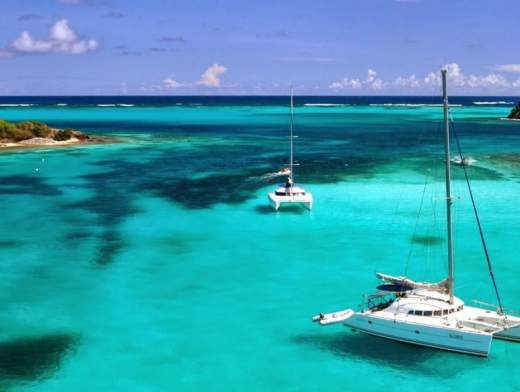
[313,69,520,357]
[268,88,313,211]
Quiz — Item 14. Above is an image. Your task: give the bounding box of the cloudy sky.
[0,0,519,95]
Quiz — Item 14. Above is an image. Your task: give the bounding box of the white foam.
[303,103,350,107]
[473,101,514,105]
[0,103,35,107]
[369,103,462,107]
[96,103,134,107]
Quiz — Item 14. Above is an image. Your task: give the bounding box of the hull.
[344,314,492,357]
[494,324,520,342]
[268,193,312,211]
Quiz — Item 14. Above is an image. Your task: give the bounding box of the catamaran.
[268,88,313,211]
[312,69,520,357]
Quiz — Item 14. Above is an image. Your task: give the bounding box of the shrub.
[508,102,520,119]
[53,129,73,141]
[17,121,52,137]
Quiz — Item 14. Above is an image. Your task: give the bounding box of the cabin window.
[449,308,454,313]
[457,305,463,311]
[443,309,448,316]
[434,310,442,316]
[408,310,414,315]
[424,311,433,316]
[414,310,423,316]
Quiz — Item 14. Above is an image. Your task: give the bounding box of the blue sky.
[0,0,519,95]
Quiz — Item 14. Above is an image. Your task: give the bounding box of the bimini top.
[376,283,413,292]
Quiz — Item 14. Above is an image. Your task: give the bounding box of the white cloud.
[494,64,520,73]
[328,78,362,89]
[163,77,181,88]
[197,64,227,87]
[366,69,377,83]
[9,19,98,55]
[422,63,513,89]
[423,71,439,86]
[50,19,77,42]
[395,74,420,88]
[370,79,384,90]
[329,63,519,92]
[329,69,384,90]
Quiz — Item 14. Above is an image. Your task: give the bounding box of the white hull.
[345,313,492,356]
[268,192,313,211]
[493,324,520,342]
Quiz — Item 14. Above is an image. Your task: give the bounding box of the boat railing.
[362,292,394,312]
[471,300,520,317]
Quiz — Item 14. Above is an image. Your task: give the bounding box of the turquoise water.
[1,100,520,391]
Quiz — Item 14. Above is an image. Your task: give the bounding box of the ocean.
[0,96,519,391]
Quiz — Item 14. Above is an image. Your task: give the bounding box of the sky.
[0,0,519,95]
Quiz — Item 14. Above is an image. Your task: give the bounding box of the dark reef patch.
[0,175,62,196]
[0,240,19,248]
[64,230,92,241]
[56,116,508,267]
[158,236,194,255]
[0,333,79,383]
[411,235,443,246]
[93,230,126,265]
[450,165,503,181]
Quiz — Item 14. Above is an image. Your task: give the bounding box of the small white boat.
[268,88,313,211]
[268,179,313,211]
[451,155,475,166]
[312,69,520,357]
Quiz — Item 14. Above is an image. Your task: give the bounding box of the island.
[508,101,520,120]
[0,119,108,149]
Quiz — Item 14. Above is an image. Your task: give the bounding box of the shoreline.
[0,135,116,152]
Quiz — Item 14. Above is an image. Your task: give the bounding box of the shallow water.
[1,98,520,391]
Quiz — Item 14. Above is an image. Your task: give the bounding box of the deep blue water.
[0,95,518,107]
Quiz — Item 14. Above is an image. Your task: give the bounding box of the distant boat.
[268,88,313,211]
[451,156,475,166]
[312,69,520,357]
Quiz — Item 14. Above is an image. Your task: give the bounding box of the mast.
[289,86,294,184]
[442,69,455,304]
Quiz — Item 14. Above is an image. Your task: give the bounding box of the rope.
[404,170,429,277]
[450,115,505,314]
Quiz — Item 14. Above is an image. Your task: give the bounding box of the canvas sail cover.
[376,272,450,293]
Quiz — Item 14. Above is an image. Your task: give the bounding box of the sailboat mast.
[289,87,294,184]
[442,69,455,304]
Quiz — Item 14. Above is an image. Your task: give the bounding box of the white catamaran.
[312,69,520,357]
[268,88,313,211]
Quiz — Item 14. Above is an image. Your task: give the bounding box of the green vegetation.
[0,119,81,142]
[508,102,520,119]
[0,119,52,141]
[54,129,74,141]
